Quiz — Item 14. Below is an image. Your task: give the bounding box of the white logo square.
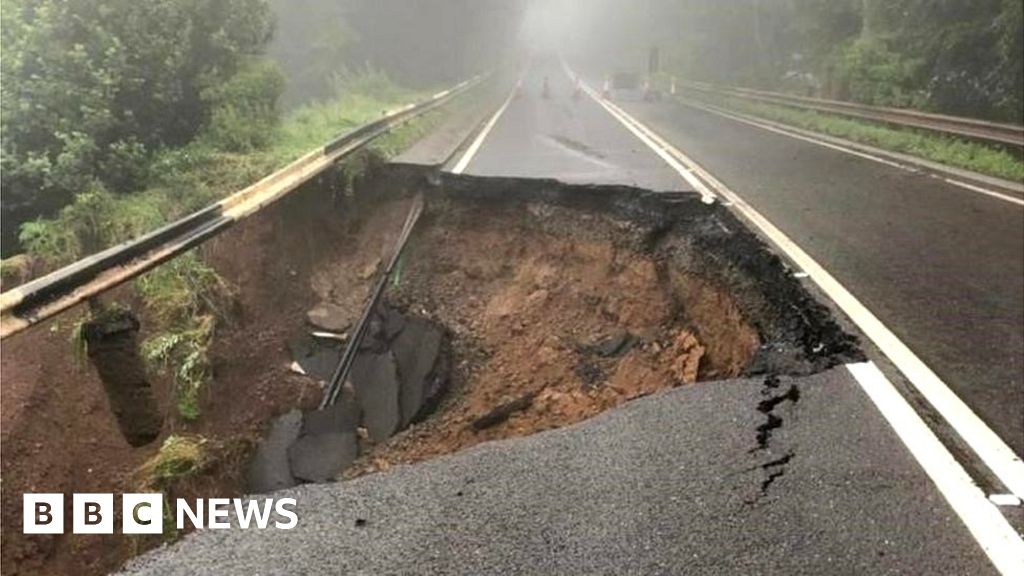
[123,493,163,534]
[23,494,64,534]
[73,493,113,534]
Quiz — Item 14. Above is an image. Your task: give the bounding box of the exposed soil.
[345,197,761,474]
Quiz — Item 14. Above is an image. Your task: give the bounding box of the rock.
[288,431,359,483]
[472,392,538,430]
[247,409,303,493]
[669,331,705,385]
[592,331,638,358]
[307,303,354,333]
[359,257,382,280]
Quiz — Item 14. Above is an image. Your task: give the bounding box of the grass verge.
[679,90,1024,183]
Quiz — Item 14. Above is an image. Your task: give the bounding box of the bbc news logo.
[24,494,298,534]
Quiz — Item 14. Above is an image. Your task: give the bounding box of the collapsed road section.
[245,166,862,492]
[119,167,1001,576]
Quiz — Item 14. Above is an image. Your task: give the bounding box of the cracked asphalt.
[122,368,992,575]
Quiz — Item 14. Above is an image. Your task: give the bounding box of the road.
[124,371,992,575]
[124,59,1023,574]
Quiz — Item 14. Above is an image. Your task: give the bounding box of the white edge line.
[847,361,1024,575]
[683,99,1024,207]
[577,73,1024,502]
[450,82,518,175]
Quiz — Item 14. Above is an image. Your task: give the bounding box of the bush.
[833,38,927,108]
[201,59,286,152]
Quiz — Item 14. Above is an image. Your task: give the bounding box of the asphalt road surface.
[460,58,684,192]
[123,370,994,575]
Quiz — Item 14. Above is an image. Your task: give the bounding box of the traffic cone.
[602,75,611,98]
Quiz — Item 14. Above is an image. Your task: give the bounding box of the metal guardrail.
[0,75,484,340]
[678,81,1024,148]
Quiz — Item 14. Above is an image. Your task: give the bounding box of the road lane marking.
[679,98,1024,207]
[941,177,1024,207]
[450,81,519,174]
[575,70,1024,501]
[847,361,1024,575]
[989,494,1022,507]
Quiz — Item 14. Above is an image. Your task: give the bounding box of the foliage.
[136,434,210,488]
[138,253,229,420]
[1,0,277,246]
[637,0,1023,123]
[831,38,927,109]
[200,58,286,152]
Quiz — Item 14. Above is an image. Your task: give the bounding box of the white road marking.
[941,177,1024,207]
[574,70,1024,501]
[847,362,1024,575]
[989,494,1022,507]
[571,65,1024,569]
[450,82,518,174]
[681,98,1024,207]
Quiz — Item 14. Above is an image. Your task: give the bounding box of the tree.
[1,0,278,252]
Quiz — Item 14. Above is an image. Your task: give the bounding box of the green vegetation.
[1,0,279,238]
[137,434,210,488]
[138,253,228,420]
[681,91,1024,182]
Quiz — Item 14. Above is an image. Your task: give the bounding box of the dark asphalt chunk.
[392,316,444,426]
[246,409,302,493]
[351,351,401,443]
[302,400,359,437]
[288,334,342,383]
[288,432,359,484]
